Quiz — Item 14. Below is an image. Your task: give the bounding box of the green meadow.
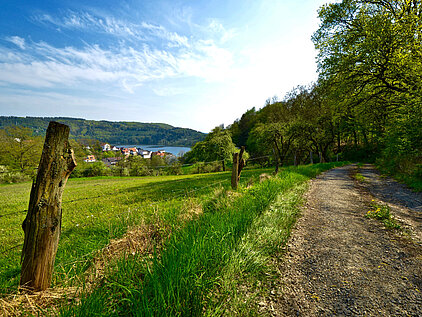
[1,162,346,315]
[0,168,271,294]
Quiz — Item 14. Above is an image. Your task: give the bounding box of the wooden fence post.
[20,122,76,291]
[231,153,239,189]
[231,147,246,190]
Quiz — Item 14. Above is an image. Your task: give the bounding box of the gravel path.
[266,164,422,316]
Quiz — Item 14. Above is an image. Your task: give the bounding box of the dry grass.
[1,286,81,316]
[259,173,272,183]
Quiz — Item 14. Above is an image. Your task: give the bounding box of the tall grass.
[59,162,346,316]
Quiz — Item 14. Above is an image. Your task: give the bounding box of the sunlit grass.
[0,168,272,294]
[57,162,347,316]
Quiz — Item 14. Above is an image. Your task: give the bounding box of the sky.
[0,0,331,133]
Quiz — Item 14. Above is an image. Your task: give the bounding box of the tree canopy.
[184,126,236,170]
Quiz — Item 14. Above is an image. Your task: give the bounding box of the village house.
[152,150,166,158]
[121,148,130,156]
[84,155,96,163]
[102,143,111,151]
[137,148,152,159]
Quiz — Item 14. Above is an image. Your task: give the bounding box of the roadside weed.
[366,201,400,230]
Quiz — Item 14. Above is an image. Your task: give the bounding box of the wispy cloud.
[35,12,136,37]
[0,22,234,94]
[5,36,26,49]
[206,19,237,44]
[33,11,192,49]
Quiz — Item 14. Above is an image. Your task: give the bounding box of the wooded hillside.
[0,116,205,146]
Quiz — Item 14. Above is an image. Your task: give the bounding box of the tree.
[249,121,294,173]
[0,126,43,172]
[313,0,422,171]
[187,127,236,171]
[229,107,257,147]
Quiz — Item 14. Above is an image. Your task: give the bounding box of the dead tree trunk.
[20,122,76,291]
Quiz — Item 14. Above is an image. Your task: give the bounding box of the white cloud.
[207,19,237,44]
[6,36,26,49]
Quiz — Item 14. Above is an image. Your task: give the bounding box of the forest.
[0,116,205,146]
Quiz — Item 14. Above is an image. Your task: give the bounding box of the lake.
[117,145,191,156]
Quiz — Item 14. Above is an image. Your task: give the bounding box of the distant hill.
[0,116,206,146]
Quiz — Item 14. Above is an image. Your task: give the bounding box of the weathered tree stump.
[20,122,76,291]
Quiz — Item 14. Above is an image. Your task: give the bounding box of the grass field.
[1,162,347,316]
[0,168,272,294]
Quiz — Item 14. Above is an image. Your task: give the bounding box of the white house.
[102,143,111,151]
[137,149,152,159]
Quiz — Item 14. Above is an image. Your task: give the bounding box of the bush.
[0,166,31,184]
[192,162,223,174]
[81,162,111,177]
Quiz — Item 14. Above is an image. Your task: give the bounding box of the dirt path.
[267,164,422,316]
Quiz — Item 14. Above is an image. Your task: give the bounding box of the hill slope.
[0,116,205,146]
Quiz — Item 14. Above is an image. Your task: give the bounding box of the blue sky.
[0,0,331,133]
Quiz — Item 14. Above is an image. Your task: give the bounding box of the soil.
[265,164,422,316]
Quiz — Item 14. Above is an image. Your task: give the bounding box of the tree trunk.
[20,122,76,291]
[310,151,314,164]
[222,160,226,172]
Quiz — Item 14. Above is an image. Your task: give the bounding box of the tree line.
[0,117,205,147]
[216,0,421,184]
